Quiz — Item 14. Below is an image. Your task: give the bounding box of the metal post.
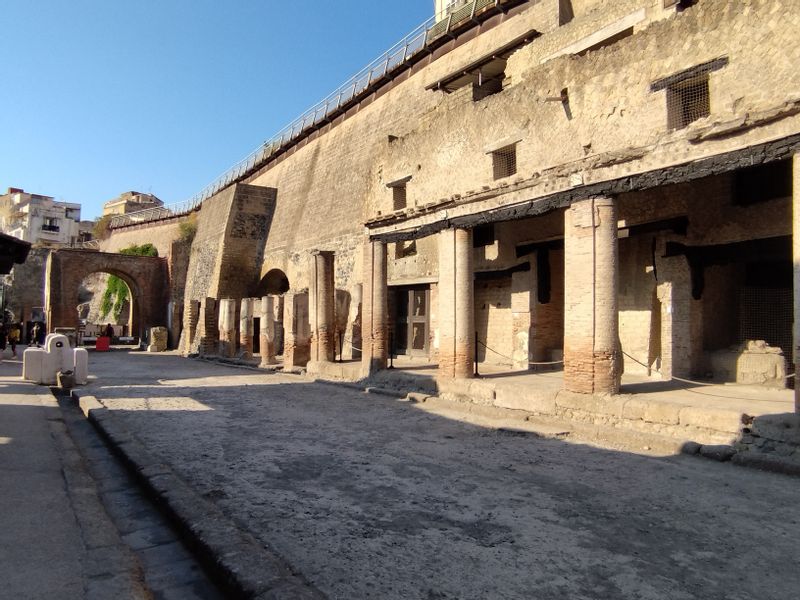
[474,331,479,377]
[389,332,394,369]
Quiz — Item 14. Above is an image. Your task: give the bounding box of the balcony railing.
[110,0,524,230]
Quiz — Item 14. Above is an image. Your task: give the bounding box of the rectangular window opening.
[472,74,505,101]
[387,176,411,211]
[492,144,517,180]
[666,75,709,130]
[392,185,407,211]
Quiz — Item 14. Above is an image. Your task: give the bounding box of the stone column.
[218,298,237,358]
[656,243,703,380]
[361,240,388,375]
[438,228,475,379]
[284,292,310,367]
[310,251,335,363]
[239,298,255,358]
[511,262,533,371]
[564,197,620,394]
[259,296,277,366]
[342,283,362,360]
[794,155,800,412]
[219,298,236,357]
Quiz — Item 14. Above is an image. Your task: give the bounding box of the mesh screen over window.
[667,76,710,130]
[492,144,517,180]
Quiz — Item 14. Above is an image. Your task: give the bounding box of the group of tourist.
[0,320,45,358]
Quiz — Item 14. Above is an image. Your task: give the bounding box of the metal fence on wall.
[110,0,519,229]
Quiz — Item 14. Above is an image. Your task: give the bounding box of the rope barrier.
[341,337,363,353]
[621,350,795,386]
[476,340,564,366]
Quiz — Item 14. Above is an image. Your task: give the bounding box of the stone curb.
[72,390,327,600]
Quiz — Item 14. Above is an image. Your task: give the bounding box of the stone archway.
[255,268,290,296]
[45,249,169,341]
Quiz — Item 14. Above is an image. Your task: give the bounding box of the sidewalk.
[0,354,147,599]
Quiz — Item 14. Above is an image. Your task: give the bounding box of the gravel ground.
[85,351,800,600]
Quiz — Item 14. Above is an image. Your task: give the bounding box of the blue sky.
[1,1,432,220]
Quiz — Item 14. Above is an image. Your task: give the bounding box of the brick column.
[438,228,475,379]
[199,297,218,356]
[218,298,237,358]
[794,155,800,412]
[259,296,277,366]
[239,298,254,357]
[310,251,335,363]
[564,197,620,394]
[361,240,388,375]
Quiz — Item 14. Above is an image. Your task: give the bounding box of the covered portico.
[360,136,800,417]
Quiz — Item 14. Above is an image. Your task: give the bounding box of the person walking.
[8,324,19,358]
[31,322,42,348]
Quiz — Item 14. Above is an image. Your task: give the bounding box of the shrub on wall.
[178,213,198,243]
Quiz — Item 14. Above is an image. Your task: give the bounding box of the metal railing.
[108,197,199,228]
[110,0,515,230]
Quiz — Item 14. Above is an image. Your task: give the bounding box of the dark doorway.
[393,286,430,356]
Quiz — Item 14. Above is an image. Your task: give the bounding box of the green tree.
[99,244,158,321]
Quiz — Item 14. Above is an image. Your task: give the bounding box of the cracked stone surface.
[85,351,800,600]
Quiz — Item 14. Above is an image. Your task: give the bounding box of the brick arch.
[45,249,169,340]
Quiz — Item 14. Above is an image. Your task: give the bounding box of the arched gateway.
[45,249,169,341]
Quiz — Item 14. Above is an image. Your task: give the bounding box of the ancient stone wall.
[101,217,186,257]
[4,247,48,323]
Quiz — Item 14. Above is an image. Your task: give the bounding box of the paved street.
[81,350,800,600]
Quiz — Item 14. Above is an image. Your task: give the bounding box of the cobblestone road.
[85,351,800,600]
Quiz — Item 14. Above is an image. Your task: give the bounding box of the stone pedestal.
[361,241,388,376]
[259,296,277,366]
[310,251,335,363]
[564,197,620,394]
[438,228,474,379]
[147,326,168,352]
